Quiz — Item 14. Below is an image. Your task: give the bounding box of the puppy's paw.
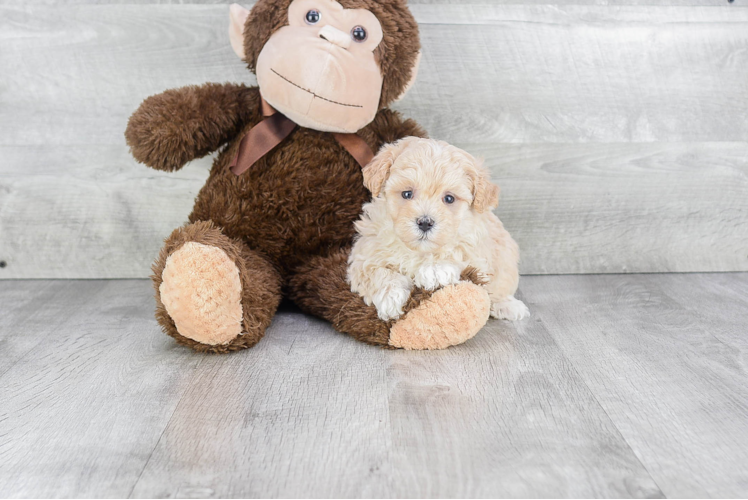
[414,263,462,291]
[491,296,530,321]
[372,277,412,321]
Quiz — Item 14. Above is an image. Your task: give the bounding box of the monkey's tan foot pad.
[160,242,244,346]
[389,281,491,350]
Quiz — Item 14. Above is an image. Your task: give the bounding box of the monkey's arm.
[125,83,259,172]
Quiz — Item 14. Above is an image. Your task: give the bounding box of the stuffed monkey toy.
[125,0,492,352]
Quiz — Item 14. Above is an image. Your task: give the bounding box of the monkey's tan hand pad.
[389,281,491,350]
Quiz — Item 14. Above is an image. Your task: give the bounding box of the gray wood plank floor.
[1,274,746,498]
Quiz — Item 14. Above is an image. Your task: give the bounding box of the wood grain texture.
[0,145,211,279]
[381,313,661,498]
[522,272,748,498]
[1,3,747,278]
[1,142,745,278]
[481,141,748,274]
[2,275,748,497]
[121,290,661,498]
[0,280,204,498]
[0,280,105,376]
[2,4,747,146]
[408,5,748,145]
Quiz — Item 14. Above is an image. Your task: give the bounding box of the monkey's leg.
[288,249,491,350]
[152,221,281,353]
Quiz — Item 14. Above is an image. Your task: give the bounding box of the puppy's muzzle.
[416,216,435,233]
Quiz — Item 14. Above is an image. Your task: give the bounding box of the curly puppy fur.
[289,248,488,347]
[348,138,529,322]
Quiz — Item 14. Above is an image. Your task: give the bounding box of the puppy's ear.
[363,137,416,197]
[469,159,500,213]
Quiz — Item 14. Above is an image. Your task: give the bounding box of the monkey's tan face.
[256,0,384,133]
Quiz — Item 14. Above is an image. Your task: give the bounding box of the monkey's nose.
[318,25,351,49]
[416,216,435,233]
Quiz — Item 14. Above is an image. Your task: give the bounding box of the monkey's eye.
[351,26,367,42]
[402,190,413,200]
[305,9,321,24]
[443,194,455,204]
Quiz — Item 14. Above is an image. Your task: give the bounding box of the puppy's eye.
[444,194,455,204]
[402,190,413,200]
[351,26,367,42]
[305,9,321,24]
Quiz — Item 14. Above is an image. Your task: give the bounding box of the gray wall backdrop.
[0,0,746,278]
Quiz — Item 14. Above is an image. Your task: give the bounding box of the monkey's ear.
[363,137,416,198]
[229,4,251,61]
[469,159,500,213]
[394,51,422,102]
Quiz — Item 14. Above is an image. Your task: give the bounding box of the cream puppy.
[348,137,529,322]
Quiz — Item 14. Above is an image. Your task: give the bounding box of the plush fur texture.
[290,250,490,349]
[127,0,493,352]
[389,280,491,350]
[188,91,426,276]
[125,83,257,172]
[160,242,244,345]
[151,220,281,353]
[348,138,530,322]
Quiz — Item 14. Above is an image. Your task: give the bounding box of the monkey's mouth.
[270,69,363,109]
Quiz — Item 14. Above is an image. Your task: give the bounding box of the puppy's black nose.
[417,216,435,233]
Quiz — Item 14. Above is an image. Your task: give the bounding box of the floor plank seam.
[530,313,670,498]
[0,282,95,382]
[126,356,206,499]
[3,277,747,496]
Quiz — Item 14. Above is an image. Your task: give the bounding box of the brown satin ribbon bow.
[230,97,375,176]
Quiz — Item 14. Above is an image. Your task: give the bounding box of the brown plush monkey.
[125,0,492,352]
